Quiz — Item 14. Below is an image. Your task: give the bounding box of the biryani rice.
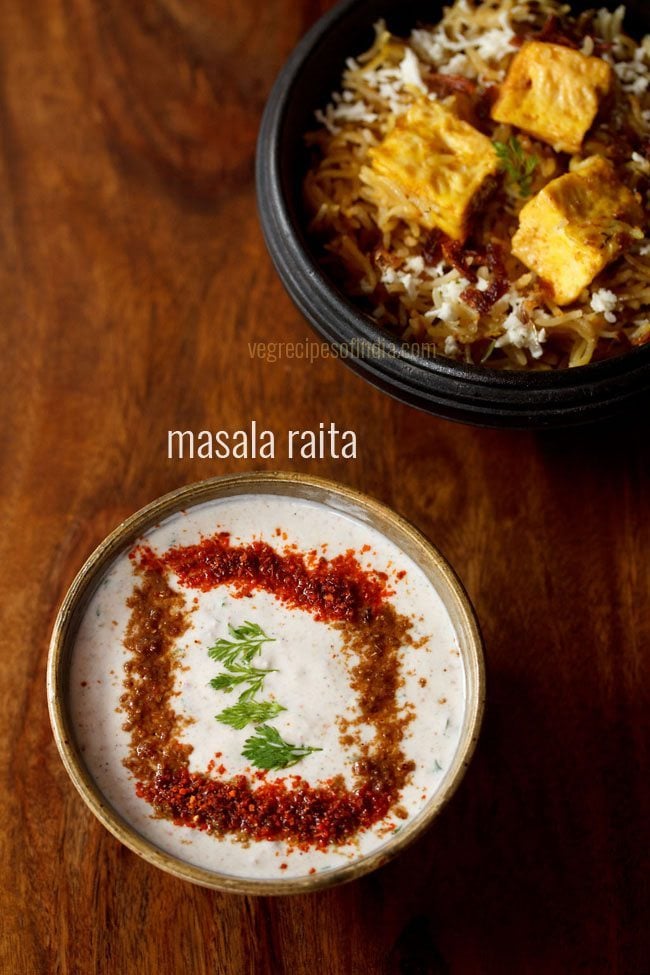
[304,0,650,368]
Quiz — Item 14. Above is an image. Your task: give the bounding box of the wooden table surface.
[1,1,648,972]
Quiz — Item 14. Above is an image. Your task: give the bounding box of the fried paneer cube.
[362,99,499,241]
[491,41,613,153]
[512,156,644,305]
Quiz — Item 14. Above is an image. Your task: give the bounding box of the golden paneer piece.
[491,41,613,153]
[512,156,644,305]
[362,99,498,241]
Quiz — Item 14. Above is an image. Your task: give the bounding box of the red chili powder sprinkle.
[135,766,393,848]
[132,534,390,623]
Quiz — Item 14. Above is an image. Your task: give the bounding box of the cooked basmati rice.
[304,0,650,368]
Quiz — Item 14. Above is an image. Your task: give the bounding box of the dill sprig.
[493,136,539,198]
[241,724,322,771]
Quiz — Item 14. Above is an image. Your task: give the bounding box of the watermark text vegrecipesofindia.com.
[247,338,439,364]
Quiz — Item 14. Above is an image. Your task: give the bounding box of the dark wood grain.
[1,1,648,973]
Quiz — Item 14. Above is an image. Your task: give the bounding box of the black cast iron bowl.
[256,0,650,428]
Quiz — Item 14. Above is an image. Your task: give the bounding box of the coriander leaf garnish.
[209,664,276,699]
[493,136,538,198]
[207,618,322,770]
[207,621,275,668]
[216,699,286,730]
[242,724,322,771]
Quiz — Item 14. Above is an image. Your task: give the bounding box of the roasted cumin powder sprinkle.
[121,534,416,849]
[121,571,193,781]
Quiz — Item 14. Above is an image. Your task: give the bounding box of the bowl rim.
[47,471,485,895]
[255,0,650,422]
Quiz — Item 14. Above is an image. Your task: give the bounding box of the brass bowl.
[48,472,485,894]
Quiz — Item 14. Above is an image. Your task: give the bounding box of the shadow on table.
[364,658,648,975]
[536,391,649,459]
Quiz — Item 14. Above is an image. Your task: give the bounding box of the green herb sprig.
[210,663,276,701]
[493,136,539,198]
[207,620,321,769]
[207,621,275,668]
[242,724,323,771]
[216,699,286,730]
